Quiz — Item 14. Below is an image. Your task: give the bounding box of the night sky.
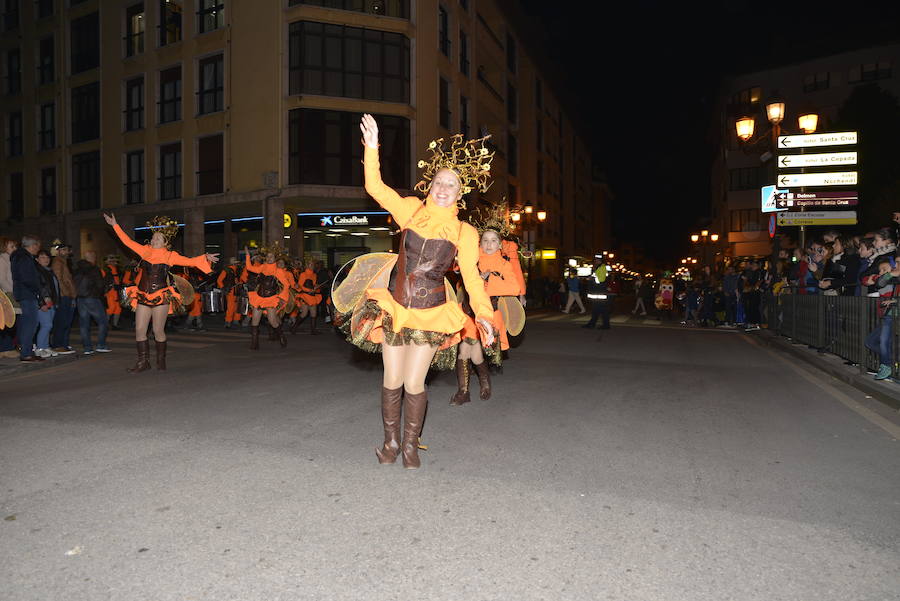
[518,0,900,265]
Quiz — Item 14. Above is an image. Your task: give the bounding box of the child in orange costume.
[104,213,217,372]
[293,260,323,335]
[243,245,292,349]
[102,257,123,328]
[451,228,527,405]
[217,259,243,328]
[341,114,496,469]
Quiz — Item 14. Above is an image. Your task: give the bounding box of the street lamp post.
[510,204,548,285]
[690,231,720,273]
[735,100,820,259]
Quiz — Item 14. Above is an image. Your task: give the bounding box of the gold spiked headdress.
[469,201,512,239]
[147,216,180,243]
[256,241,290,263]
[415,134,495,206]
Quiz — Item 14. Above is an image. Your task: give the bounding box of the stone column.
[184,207,205,256]
[263,195,284,248]
[223,219,236,262]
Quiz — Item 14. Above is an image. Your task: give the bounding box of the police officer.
[582,257,611,330]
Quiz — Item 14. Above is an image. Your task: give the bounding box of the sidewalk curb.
[0,352,80,377]
[753,330,900,412]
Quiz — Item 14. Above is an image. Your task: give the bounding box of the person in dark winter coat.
[73,250,110,354]
[10,235,46,361]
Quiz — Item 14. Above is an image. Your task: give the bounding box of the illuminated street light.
[524,205,533,214]
[798,112,819,134]
[710,233,719,242]
[766,101,785,125]
[510,212,521,222]
[691,234,700,242]
[536,210,547,221]
[735,116,755,141]
[701,229,709,237]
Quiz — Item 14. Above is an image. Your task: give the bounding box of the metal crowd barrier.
[762,292,896,376]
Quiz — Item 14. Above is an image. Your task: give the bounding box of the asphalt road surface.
[2,315,899,601]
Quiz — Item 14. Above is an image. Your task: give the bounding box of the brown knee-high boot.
[276,324,287,347]
[155,341,167,371]
[127,340,151,373]
[449,359,471,406]
[375,386,403,464]
[249,325,260,350]
[401,390,428,469]
[472,361,491,400]
[309,314,321,335]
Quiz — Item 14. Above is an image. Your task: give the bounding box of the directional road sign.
[776,172,858,187]
[777,152,857,168]
[777,131,858,149]
[777,211,857,226]
[774,190,858,210]
[761,185,787,213]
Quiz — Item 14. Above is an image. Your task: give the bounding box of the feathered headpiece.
[256,241,290,263]
[147,216,180,243]
[415,134,495,207]
[469,202,513,239]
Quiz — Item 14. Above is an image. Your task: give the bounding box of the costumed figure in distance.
[104,213,218,372]
[243,244,292,350]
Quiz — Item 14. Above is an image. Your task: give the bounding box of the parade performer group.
[103,213,218,372]
[336,114,498,469]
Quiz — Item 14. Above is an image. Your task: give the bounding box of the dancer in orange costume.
[340,114,496,469]
[292,259,323,335]
[217,258,243,328]
[103,256,123,329]
[103,213,218,372]
[243,245,292,350]
[451,222,527,405]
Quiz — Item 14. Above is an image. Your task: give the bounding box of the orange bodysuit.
[103,265,122,316]
[347,145,494,360]
[245,256,292,311]
[461,246,524,351]
[297,268,322,306]
[217,265,242,322]
[112,224,212,312]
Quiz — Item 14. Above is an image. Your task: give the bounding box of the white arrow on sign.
[778,152,857,168]
[777,131,858,149]
[776,172,858,187]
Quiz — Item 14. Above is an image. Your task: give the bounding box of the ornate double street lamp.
[509,204,548,283]
[690,230,720,270]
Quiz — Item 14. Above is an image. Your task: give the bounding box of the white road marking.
[742,335,900,440]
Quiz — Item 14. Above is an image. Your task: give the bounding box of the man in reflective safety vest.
[582,257,611,330]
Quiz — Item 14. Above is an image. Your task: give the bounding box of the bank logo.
[320,216,334,226]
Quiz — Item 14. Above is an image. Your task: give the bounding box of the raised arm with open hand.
[360,113,379,149]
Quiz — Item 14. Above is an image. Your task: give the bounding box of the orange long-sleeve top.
[298,268,319,293]
[244,255,293,290]
[500,240,526,295]
[112,224,212,274]
[363,145,494,323]
[479,250,523,297]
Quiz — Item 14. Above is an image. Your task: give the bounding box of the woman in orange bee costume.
[340,114,496,469]
[293,258,323,335]
[103,213,217,372]
[243,244,292,350]
[451,207,526,405]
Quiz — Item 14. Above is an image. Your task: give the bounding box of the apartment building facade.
[0,0,605,276]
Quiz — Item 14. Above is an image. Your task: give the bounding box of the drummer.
[238,253,263,328]
[217,257,242,329]
[182,267,205,332]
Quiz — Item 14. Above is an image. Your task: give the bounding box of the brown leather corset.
[256,274,282,298]
[245,272,259,291]
[137,261,171,294]
[389,228,457,309]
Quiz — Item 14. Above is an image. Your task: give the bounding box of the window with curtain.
[198,54,223,114]
[71,82,100,143]
[71,11,100,74]
[38,103,54,151]
[197,134,223,195]
[159,142,181,200]
[125,76,144,131]
[125,150,144,205]
[40,167,55,215]
[159,0,182,46]
[72,151,100,211]
[159,65,181,123]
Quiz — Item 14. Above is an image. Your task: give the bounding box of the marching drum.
[236,295,250,315]
[202,289,225,313]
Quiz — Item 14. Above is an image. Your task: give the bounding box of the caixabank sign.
[297,212,391,228]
